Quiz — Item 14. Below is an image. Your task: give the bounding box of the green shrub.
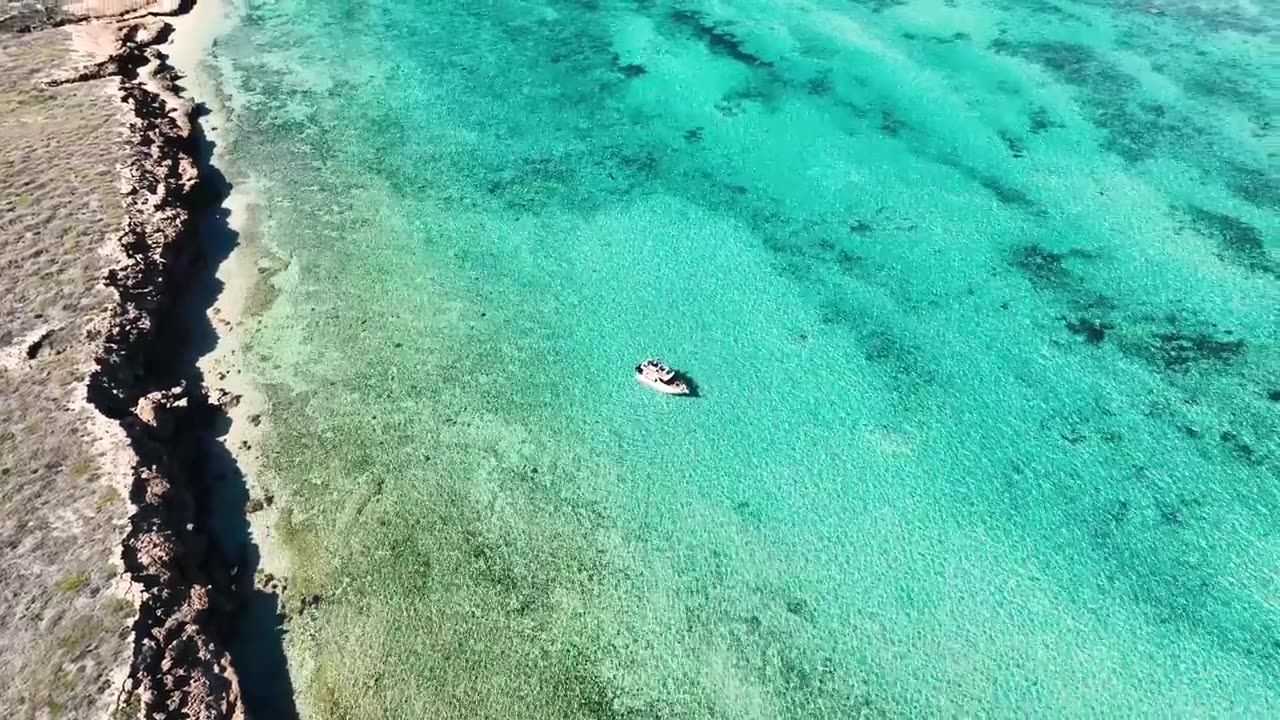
[103,596,134,618]
[95,486,123,513]
[54,614,104,655]
[69,457,93,478]
[114,692,142,720]
[55,570,89,593]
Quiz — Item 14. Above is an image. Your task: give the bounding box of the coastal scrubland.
[0,22,137,720]
[1,3,248,719]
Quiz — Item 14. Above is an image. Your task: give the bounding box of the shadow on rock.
[179,94,301,720]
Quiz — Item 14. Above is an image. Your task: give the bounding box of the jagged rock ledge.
[56,13,248,720]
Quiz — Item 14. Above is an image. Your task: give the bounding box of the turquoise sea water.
[204,0,1277,717]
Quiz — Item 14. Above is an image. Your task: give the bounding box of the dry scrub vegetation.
[0,26,136,720]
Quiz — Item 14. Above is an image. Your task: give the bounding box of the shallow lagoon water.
[207,0,1276,717]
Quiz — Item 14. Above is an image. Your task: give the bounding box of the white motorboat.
[635,358,691,395]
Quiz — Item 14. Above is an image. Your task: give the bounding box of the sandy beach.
[167,0,282,575]
[0,2,266,718]
[166,2,302,714]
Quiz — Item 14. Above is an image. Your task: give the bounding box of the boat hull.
[635,373,691,395]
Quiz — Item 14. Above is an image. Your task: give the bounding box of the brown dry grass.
[2,1,178,31]
[0,25,136,720]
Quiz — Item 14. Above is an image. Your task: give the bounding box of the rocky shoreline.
[38,8,251,720]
